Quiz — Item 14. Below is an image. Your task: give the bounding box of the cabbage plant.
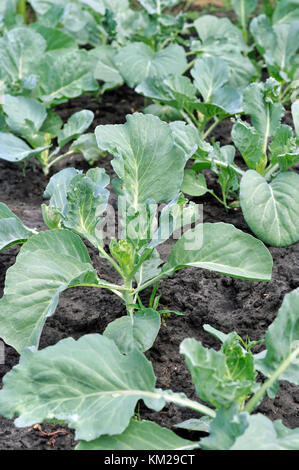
[181,80,299,247]
[0,281,298,450]
[0,94,100,175]
[0,113,273,356]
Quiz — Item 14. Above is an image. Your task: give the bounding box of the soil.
[0,81,299,450]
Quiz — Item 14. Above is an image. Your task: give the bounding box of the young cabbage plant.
[187,14,257,90]
[136,55,243,140]
[0,26,99,100]
[0,113,273,356]
[0,94,100,175]
[250,0,299,104]
[0,284,298,450]
[182,80,299,246]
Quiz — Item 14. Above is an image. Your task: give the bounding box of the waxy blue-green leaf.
[165,222,273,281]
[114,43,187,88]
[194,14,245,46]
[136,75,198,112]
[0,27,46,89]
[137,0,180,14]
[43,167,81,218]
[35,49,98,105]
[231,120,263,169]
[95,113,186,210]
[255,287,299,385]
[0,203,34,252]
[2,94,47,139]
[181,170,208,197]
[250,16,299,78]
[192,15,255,89]
[0,132,48,163]
[240,170,299,246]
[0,230,98,353]
[231,0,257,27]
[70,134,104,165]
[135,249,162,286]
[231,415,299,450]
[44,168,109,246]
[103,308,161,354]
[243,82,284,151]
[62,168,110,247]
[28,0,68,15]
[76,419,197,450]
[57,110,94,148]
[273,0,299,25]
[180,335,256,409]
[91,46,124,92]
[191,57,229,103]
[174,416,212,433]
[200,405,248,450]
[30,23,77,51]
[0,334,158,441]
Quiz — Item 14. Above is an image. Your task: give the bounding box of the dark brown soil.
[0,84,298,450]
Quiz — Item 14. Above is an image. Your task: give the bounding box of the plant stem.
[244,345,299,414]
[180,110,197,129]
[157,0,161,15]
[140,390,216,418]
[97,244,124,278]
[264,163,279,180]
[47,150,75,171]
[201,118,220,140]
[17,0,27,23]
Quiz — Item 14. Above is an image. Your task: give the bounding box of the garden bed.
[0,85,298,450]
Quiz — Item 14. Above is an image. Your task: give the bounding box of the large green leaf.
[273,0,299,25]
[137,0,180,14]
[240,170,299,246]
[181,170,208,197]
[44,168,109,246]
[165,222,273,281]
[76,419,197,450]
[0,334,159,441]
[191,57,229,102]
[180,335,256,409]
[0,27,46,88]
[243,82,284,151]
[136,75,198,112]
[0,230,98,353]
[255,287,299,385]
[2,94,47,140]
[62,169,110,246]
[0,132,47,163]
[0,203,34,252]
[70,134,104,165]
[91,46,123,91]
[231,415,299,450]
[231,120,263,169]
[43,167,81,217]
[114,43,187,87]
[231,0,257,27]
[95,113,186,210]
[57,110,94,148]
[30,23,77,51]
[103,308,161,354]
[35,49,98,105]
[200,405,248,450]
